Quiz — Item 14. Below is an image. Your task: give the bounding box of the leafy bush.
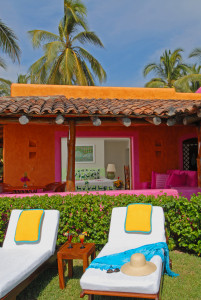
[0,193,200,255]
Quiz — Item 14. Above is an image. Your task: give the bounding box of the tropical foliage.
[174,64,201,92]
[0,19,21,96]
[143,48,189,88]
[0,18,21,69]
[0,78,11,96]
[28,0,106,85]
[0,193,200,255]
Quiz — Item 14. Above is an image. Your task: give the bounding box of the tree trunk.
[197,124,201,188]
[66,119,76,191]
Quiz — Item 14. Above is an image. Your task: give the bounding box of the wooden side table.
[57,242,96,289]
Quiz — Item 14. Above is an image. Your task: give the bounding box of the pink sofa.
[151,170,198,189]
[148,170,200,200]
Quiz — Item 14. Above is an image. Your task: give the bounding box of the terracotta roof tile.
[0,95,201,119]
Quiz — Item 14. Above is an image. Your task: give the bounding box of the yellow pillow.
[125,204,152,233]
[15,209,44,243]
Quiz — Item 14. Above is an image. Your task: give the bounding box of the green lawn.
[17,251,201,300]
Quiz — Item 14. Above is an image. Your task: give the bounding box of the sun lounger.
[0,209,60,299]
[80,206,167,300]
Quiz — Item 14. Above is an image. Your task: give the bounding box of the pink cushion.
[166,173,187,188]
[167,170,197,187]
[141,182,151,189]
[151,171,157,189]
[155,174,169,189]
[185,171,197,187]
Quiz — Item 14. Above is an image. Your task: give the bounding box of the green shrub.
[0,193,200,255]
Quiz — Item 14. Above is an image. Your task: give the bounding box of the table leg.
[68,259,73,278]
[83,255,88,272]
[57,256,65,289]
[91,249,96,261]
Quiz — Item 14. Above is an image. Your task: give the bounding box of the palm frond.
[28,30,60,48]
[0,18,21,63]
[0,77,12,96]
[174,74,201,93]
[145,78,167,88]
[80,60,95,85]
[72,51,88,85]
[57,48,76,84]
[78,47,106,83]
[44,41,64,64]
[189,48,201,59]
[143,63,164,77]
[28,55,48,83]
[73,31,104,47]
[0,57,6,69]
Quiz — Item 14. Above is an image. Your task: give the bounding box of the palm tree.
[0,74,30,96]
[17,74,30,83]
[174,64,201,92]
[28,0,106,85]
[0,78,12,96]
[0,19,21,69]
[143,49,189,88]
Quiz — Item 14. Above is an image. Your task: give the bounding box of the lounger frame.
[80,267,164,300]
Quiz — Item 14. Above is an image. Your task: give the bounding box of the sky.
[1,0,201,87]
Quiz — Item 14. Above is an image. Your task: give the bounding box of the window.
[183,138,198,171]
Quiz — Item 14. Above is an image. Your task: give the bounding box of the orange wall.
[4,124,57,186]
[137,125,196,182]
[11,84,201,100]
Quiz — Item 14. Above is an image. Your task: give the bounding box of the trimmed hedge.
[0,193,200,255]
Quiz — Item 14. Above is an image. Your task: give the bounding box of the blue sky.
[1,0,201,87]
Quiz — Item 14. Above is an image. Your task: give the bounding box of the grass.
[17,251,201,300]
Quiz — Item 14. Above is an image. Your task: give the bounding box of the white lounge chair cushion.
[0,209,60,298]
[108,206,166,248]
[80,243,163,294]
[3,210,60,254]
[80,206,165,294]
[0,248,51,297]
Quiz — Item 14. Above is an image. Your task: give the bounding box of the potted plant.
[113,177,124,190]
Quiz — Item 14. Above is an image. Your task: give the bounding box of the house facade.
[1,84,201,190]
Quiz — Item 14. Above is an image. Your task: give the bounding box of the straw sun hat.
[121,253,157,276]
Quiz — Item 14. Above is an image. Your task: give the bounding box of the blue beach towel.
[88,242,178,277]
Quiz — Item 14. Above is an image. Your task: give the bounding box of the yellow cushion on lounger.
[125,204,152,233]
[15,209,44,243]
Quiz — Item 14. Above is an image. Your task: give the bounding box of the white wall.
[61,137,105,180]
[61,137,130,182]
[104,140,130,181]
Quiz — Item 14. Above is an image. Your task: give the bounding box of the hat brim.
[121,261,157,276]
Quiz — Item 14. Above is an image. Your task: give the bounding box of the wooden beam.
[183,115,201,125]
[167,107,176,116]
[197,124,201,188]
[91,116,101,126]
[145,117,161,125]
[120,117,132,127]
[197,109,201,118]
[166,118,176,126]
[66,120,76,192]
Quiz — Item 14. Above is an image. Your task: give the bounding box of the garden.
[0,193,200,299]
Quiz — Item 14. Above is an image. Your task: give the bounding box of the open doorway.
[61,137,131,191]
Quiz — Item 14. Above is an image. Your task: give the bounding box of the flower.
[113,177,124,189]
[20,172,30,183]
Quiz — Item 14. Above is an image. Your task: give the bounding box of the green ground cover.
[18,251,201,300]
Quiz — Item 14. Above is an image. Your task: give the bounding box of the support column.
[197,124,201,187]
[66,119,76,191]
